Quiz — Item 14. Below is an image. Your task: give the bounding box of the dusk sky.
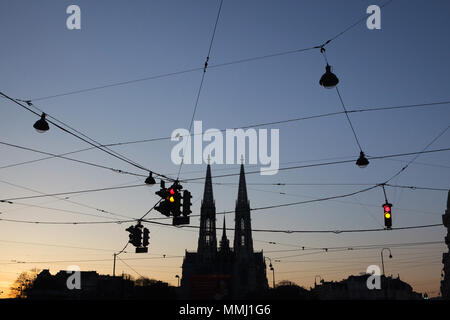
[1,0,449,298]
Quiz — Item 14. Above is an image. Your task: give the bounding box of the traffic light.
[170,185,182,217]
[126,225,142,247]
[142,227,150,247]
[173,188,189,226]
[383,202,393,229]
[154,180,191,225]
[168,186,176,204]
[182,190,192,216]
[126,225,135,242]
[155,181,171,216]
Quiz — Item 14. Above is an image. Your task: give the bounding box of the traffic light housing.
[154,180,191,225]
[155,181,171,216]
[169,185,182,217]
[126,225,142,247]
[383,202,393,229]
[155,199,171,217]
[142,227,150,247]
[182,190,192,216]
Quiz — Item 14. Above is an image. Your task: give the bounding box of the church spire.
[219,217,230,252]
[237,163,249,206]
[197,163,217,259]
[234,163,254,256]
[202,162,214,205]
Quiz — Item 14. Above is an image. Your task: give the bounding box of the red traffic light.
[169,188,175,195]
[382,202,393,229]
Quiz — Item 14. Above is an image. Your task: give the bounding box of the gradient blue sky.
[0,0,449,297]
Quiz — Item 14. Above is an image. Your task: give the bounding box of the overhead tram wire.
[117,256,145,278]
[0,183,147,203]
[318,45,365,155]
[0,216,442,234]
[0,239,122,253]
[176,0,224,180]
[21,99,152,175]
[383,124,450,185]
[0,141,146,178]
[0,92,174,182]
[3,201,130,221]
[335,86,364,152]
[384,184,449,192]
[0,177,139,220]
[180,147,450,182]
[324,0,394,44]
[1,100,449,172]
[0,255,184,266]
[1,148,449,205]
[264,241,444,254]
[18,0,395,103]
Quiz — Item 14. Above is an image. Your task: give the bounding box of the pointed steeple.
[237,163,249,206]
[219,217,230,252]
[234,163,253,256]
[202,163,214,205]
[198,163,217,258]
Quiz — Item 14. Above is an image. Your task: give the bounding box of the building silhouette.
[311,274,422,300]
[27,269,134,299]
[180,163,268,299]
[25,269,176,300]
[441,190,450,299]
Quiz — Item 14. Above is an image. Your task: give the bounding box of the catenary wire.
[1,100,448,172]
[18,1,394,102]
[176,0,224,179]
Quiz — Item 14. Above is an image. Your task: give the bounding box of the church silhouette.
[180,163,268,299]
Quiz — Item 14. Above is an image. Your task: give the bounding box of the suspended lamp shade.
[319,64,339,89]
[355,151,369,168]
[145,172,156,185]
[33,113,50,133]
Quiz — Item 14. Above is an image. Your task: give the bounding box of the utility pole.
[380,248,393,276]
[113,242,128,277]
[113,253,117,277]
[264,257,275,288]
[381,248,393,300]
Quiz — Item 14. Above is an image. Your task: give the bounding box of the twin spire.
[200,162,249,253]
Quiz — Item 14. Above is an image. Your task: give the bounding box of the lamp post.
[265,257,275,288]
[380,248,393,276]
[175,275,180,287]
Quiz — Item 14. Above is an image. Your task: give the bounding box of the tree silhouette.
[9,268,40,298]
